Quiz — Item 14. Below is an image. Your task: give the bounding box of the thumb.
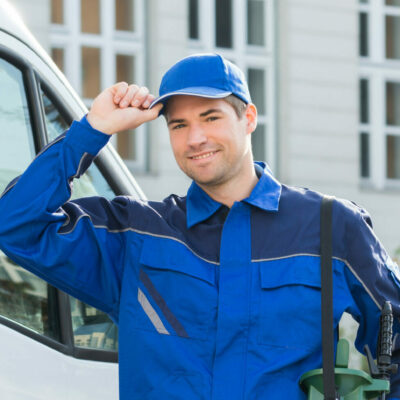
[146,102,164,120]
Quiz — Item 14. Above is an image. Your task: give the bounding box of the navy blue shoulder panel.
[251,184,383,261]
[59,194,225,263]
[251,184,400,314]
[251,184,323,259]
[146,195,226,263]
[59,195,148,234]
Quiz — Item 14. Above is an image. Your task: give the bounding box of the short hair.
[223,94,247,119]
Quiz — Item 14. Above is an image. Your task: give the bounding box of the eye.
[172,123,186,130]
[206,116,219,122]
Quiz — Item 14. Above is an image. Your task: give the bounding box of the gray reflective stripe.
[137,288,170,335]
[140,269,189,338]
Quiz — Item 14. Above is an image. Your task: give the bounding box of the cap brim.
[149,86,232,113]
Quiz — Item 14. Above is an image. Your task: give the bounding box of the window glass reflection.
[70,297,118,351]
[0,59,59,340]
[0,59,35,193]
[0,253,60,340]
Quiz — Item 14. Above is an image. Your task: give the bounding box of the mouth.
[189,151,218,160]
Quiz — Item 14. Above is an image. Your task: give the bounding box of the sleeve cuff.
[64,114,111,156]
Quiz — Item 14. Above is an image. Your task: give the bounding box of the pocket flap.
[140,235,216,285]
[259,255,321,289]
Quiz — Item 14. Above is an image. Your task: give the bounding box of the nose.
[187,123,207,148]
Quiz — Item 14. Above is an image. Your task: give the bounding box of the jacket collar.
[186,162,282,228]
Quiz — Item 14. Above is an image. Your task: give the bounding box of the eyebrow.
[167,118,185,126]
[167,108,223,126]
[199,108,223,117]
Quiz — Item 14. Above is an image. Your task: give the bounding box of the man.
[0,53,400,399]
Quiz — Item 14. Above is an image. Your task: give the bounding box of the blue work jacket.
[1,117,400,400]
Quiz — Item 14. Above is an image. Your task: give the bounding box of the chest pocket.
[134,236,218,341]
[257,256,322,350]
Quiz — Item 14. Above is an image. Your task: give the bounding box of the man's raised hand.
[86,82,163,135]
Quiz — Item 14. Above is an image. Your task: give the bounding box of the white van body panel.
[0,324,118,399]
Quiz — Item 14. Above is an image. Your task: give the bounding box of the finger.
[120,84,139,108]
[142,94,156,109]
[131,86,149,107]
[112,82,129,104]
[145,102,164,121]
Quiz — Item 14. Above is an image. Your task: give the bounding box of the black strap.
[320,196,337,400]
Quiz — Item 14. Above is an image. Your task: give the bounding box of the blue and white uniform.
[1,116,400,399]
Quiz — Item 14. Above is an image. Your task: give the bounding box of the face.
[166,95,256,188]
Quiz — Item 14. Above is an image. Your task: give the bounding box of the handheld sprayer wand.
[364,301,398,400]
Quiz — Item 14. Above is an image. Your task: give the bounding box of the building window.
[81,0,101,34]
[359,12,369,56]
[51,0,64,24]
[247,0,265,46]
[248,68,267,161]
[360,132,370,178]
[51,48,65,72]
[215,0,233,48]
[81,47,101,98]
[50,0,146,170]
[189,0,276,169]
[387,135,400,178]
[189,0,199,39]
[386,0,400,6]
[116,54,137,160]
[115,0,135,31]
[385,15,400,59]
[359,0,400,187]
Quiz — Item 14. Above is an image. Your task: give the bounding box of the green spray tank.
[299,302,398,400]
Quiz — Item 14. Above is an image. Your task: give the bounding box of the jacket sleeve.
[0,117,130,323]
[340,200,400,398]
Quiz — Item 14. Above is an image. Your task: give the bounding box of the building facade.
[12,0,400,258]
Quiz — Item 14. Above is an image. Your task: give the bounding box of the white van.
[0,2,145,398]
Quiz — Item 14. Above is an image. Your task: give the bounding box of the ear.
[245,103,257,135]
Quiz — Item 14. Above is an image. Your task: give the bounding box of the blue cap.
[149,53,251,112]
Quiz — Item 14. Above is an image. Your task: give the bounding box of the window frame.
[50,0,147,171]
[359,0,400,189]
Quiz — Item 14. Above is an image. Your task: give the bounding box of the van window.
[0,58,60,341]
[41,88,115,200]
[0,58,35,193]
